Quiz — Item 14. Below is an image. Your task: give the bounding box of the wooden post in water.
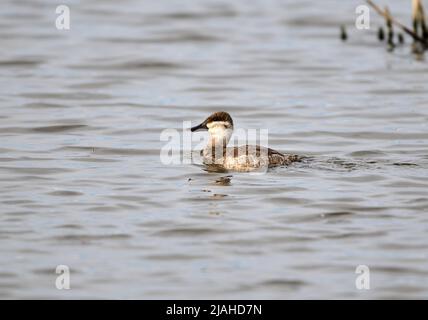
[412,0,428,39]
[385,7,395,50]
[340,25,347,41]
[378,27,385,41]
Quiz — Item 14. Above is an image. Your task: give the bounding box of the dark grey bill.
[191,122,208,132]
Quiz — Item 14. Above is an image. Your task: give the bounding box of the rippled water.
[1,0,428,299]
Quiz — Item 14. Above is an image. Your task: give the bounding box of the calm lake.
[1,0,428,299]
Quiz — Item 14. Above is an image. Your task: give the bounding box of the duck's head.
[191,111,234,146]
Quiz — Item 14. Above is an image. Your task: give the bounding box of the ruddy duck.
[191,112,300,172]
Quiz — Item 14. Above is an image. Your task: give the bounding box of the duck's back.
[202,145,299,171]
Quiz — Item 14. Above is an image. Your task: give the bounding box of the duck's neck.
[203,128,232,160]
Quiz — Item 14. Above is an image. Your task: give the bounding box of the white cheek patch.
[207,121,229,129]
[207,122,233,146]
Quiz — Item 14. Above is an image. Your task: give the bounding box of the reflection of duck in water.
[191,112,300,172]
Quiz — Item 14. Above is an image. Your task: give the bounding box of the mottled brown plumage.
[230,146,299,166]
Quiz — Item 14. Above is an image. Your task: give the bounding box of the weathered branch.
[367,0,427,44]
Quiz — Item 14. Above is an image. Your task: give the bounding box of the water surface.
[1,0,428,299]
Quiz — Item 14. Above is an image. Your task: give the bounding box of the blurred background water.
[1,0,428,299]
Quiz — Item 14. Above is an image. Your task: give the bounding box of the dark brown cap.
[191,112,233,132]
